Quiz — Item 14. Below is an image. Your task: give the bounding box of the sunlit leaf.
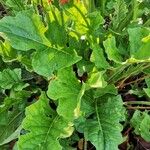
[47,67,85,121]
[18,93,74,150]
[0,11,50,51]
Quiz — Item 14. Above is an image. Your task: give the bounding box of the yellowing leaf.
[0,41,17,62]
[47,67,85,121]
[87,71,107,88]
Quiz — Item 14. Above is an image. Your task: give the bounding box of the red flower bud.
[48,0,52,4]
[59,0,69,5]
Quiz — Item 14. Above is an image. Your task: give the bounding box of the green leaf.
[18,93,74,150]
[84,95,125,150]
[0,11,50,51]
[64,3,88,36]
[5,0,25,11]
[0,126,22,146]
[143,88,150,97]
[112,0,128,29]
[86,71,107,88]
[47,68,85,121]
[128,27,150,57]
[143,79,150,97]
[0,68,22,89]
[140,114,150,142]
[129,89,145,98]
[88,11,104,30]
[103,36,123,63]
[134,34,150,59]
[130,110,143,135]
[130,110,150,141]
[0,90,31,145]
[145,78,150,88]
[32,47,81,77]
[0,41,17,62]
[45,21,67,46]
[18,54,33,71]
[90,44,110,69]
[76,60,94,77]
[94,84,117,98]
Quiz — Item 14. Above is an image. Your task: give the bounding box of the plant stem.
[117,74,150,89]
[132,0,139,21]
[124,101,150,106]
[117,63,150,88]
[100,0,106,16]
[108,64,129,83]
[126,106,150,110]
[84,138,87,150]
[60,9,64,27]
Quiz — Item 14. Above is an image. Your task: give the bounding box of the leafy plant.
[0,0,150,149]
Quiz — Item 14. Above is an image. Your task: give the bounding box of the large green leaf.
[32,47,81,77]
[47,68,85,121]
[18,93,74,150]
[87,11,104,36]
[88,11,104,30]
[84,95,125,150]
[90,44,110,69]
[103,36,123,63]
[0,11,50,51]
[128,27,150,57]
[134,34,150,59]
[112,0,128,29]
[130,110,150,141]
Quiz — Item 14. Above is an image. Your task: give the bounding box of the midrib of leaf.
[49,48,77,58]
[41,115,60,150]
[2,23,77,57]
[95,99,105,149]
[0,15,49,47]
[0,25,49,48]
